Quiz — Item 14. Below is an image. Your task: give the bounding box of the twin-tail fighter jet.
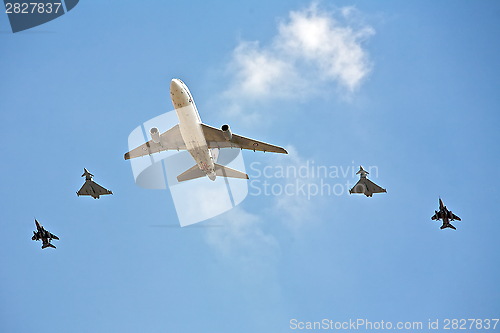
[32,219,59,249]
[77,168,113,199]
[349,166,387,197]
[431,197,461,230]
[124,79,287,182]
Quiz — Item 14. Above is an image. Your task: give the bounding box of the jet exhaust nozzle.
[221,124,232,141]
[150,127,160,143]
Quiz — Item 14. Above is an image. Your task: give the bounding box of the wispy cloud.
[204,207,280,284]
[203,2,373,285]
[205,146,318,253]
[223,3,374,109]
[271,146,319,234]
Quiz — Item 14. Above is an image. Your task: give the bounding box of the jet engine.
[448,211,453,220]
[150,127,160,143]
[221,124,232,141]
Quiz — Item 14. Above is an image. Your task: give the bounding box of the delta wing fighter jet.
[349,166,387,197]
[32,219,59,249]
[431,198,461,230]
[124,79,287,182]
[77,168,113,199]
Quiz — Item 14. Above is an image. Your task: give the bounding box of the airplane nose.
[170,79,181,93]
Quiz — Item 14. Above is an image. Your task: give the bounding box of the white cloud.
[203,2,370,282]
[223,3,374,106]
[277,5,374,90]
[226,42,300,99]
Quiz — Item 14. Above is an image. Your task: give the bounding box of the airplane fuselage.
[439,211,451,228]
[170,79,216,180]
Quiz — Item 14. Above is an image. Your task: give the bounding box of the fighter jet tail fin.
[440,224,456,230]
[214,163,249,180]
[177,165,206,182]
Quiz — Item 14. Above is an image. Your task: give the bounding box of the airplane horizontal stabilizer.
[42,243,56,249]
[177,165,206,182]
[214,163,249,180]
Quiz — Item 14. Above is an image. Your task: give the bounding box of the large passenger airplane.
[124,79,287,182]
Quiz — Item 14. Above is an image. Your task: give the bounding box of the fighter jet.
[76,168,113,199]
[124,79,287,182]
[32,219,59,249]
[349,166,387,197]
[431,197,461,230]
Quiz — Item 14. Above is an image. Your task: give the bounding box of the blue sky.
[1,1,499,332]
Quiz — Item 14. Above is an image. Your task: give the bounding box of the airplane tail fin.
[176,163,249,182]
[42,243,56,249]
[356,166,368,175]
[177,165,206,182]
[214,163,249,180]
[82,168,93,178]
[440,224,456,230]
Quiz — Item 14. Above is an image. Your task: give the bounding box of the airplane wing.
[349,179,386,195]
[200,124,288,154]
[49,233,59,240]
[41,241,56,249]
[431,212,442,220]
[124,124,187,160]
[78,180,112,197]
[364,179,386,194]
[451,213,461,221]
[349,180,365,194]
